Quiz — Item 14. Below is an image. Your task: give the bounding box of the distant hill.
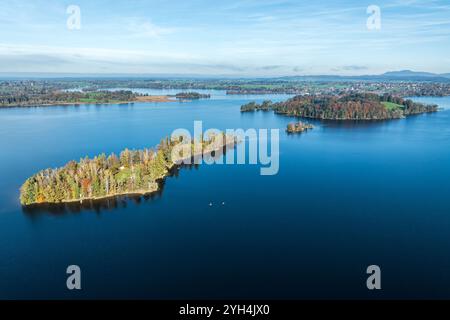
[280,70,450,82]
[1,70,450,82]
[381,70,450,81]
[382,70,440,78]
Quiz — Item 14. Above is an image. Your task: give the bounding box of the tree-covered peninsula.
[241,94,438,120]
[0,89,173,107]
[20,134,236,206]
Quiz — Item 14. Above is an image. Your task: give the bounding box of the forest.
[0,89,138,107]
[172,92,211,100]
[241,93,438,120]
[20,133,235,206]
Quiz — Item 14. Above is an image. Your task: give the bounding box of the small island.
[241,94,438,120]
[286,122,314,134]
[172,92,211,100]
[241,100,273,112]
[20,133,236,206]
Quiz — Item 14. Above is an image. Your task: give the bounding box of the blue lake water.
[1,91,450,299]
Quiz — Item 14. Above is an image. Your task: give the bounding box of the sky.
[0,0,449,76]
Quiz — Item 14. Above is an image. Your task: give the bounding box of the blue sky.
[0,0,449,76]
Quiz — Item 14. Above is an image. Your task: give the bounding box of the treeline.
[20,139,174,205]
[20,134,234,206]
[173,92,211,100]
[0,90,138,107]
[241,94,438,120]
[2,80,450,107]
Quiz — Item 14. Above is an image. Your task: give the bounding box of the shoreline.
[0,95,176,108]
[21,137,238,207]
[38,186,163,206]
[275,110,439,121]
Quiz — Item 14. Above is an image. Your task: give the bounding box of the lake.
[1,91,450,299]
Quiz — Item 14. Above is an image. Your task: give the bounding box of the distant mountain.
[382,70,450,79]
[383,70,436,77]
[280,70,450,82]
[1,70,450,82]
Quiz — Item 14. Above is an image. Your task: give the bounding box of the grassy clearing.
[79,98,100,103]
[382,101,405,111]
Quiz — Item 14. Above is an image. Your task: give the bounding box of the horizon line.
[0,70,449,80]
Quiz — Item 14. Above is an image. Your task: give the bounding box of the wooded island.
[286,122,314,134]
[20,134,236,206]
[241,94,438,120]
[172,92,211,100]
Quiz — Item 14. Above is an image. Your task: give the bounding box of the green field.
[382,101,405,111]
[79,98,100,103]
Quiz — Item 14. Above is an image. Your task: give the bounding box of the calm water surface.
[1,91,450,299]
